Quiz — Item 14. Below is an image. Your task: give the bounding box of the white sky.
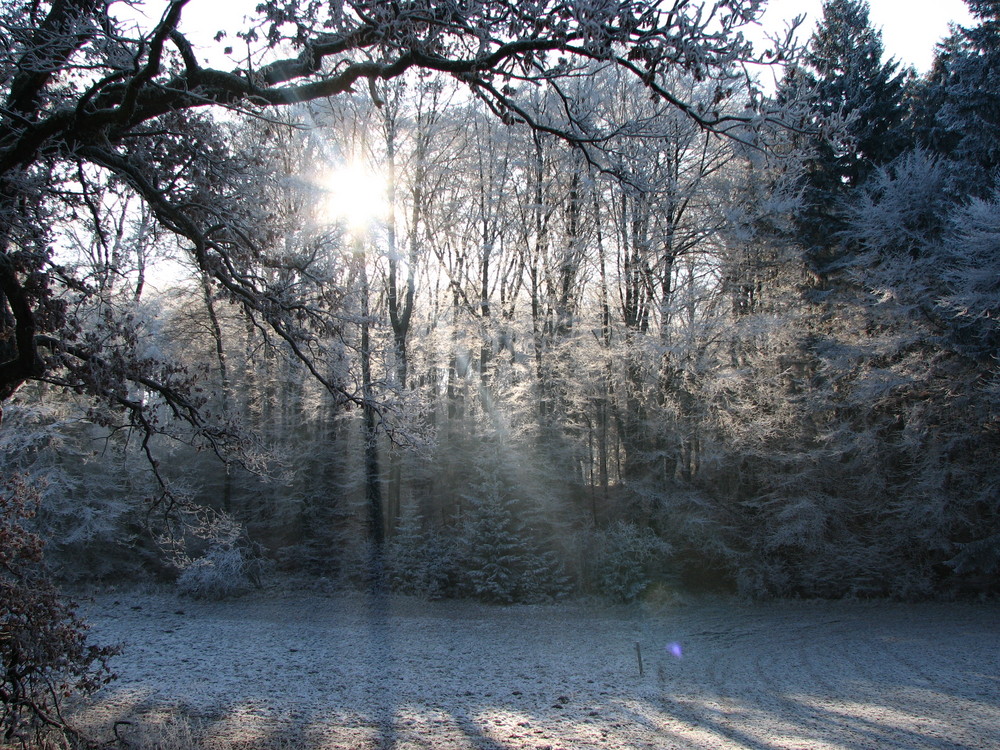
[757,0,973,72]
[126,1,977,75]
[108,0,978,291]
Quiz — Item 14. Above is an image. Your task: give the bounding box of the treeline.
[4,0,1000,601]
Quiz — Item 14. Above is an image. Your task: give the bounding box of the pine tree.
[784,0,909,273]
[912,0,1000,194]
[457,475,569,603]
[384,508,456,598]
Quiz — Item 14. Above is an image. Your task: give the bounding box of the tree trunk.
[357,244,385,565]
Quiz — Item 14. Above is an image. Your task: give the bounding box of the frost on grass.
[71,588,1000,750]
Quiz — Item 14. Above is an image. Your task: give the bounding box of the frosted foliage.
[7,0,1000,610]
[0,403,149,580]
[0,476,116,747]
[459,492,524,603]
[175,519,264,599]
[458,488,569,604]
[769,494,829,544]
[730,490,925,599]
[588,522,671,602]
[950,533,1000,576]
[944,195,1000,327]
[384,511,455,598]
[843,150,949,259]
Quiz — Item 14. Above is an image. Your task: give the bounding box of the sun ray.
[319,161,388,234]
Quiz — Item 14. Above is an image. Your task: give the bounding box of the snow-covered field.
[71,587,1000,749]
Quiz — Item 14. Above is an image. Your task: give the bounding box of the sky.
[758,0,973,73]
[107,0,979,292]
[133,1,976,76]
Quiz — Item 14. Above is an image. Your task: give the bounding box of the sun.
[319,161,389,234]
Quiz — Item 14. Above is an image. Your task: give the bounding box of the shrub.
[384,511,456,598]
[0,475,116,747]
[588,522,672,602]
[174,516,266,599]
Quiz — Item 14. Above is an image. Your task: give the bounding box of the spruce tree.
[457,476,569,603]
[459,486,529,603]
[784,0,909,273]
[384,508,455,598]
[913,0,1000,193]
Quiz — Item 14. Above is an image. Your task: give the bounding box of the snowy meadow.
[70,587,1000,750]
[6,0,1000,747]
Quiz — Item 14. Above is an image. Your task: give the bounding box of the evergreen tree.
[459,487,528,603]
[784,0,909,272]
[912,0,1000,193]
[457,475,568,603]
[384,508,456,598]
[589,522,672,602]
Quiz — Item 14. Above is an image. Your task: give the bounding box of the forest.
[1,0,1000,739]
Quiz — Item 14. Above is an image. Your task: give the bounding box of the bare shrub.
[174,515,267,599]
[0,475,116,747]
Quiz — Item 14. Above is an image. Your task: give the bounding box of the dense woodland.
[2,0,1000,627]
[4,0,1000,737]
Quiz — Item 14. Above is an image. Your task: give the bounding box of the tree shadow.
[72,591,1000,750]
[366,578,400,750]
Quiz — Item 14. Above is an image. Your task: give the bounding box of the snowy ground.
[70,586,1000,749]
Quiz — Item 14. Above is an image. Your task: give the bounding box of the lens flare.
[667,642,683,660]
[319,161,388,233]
